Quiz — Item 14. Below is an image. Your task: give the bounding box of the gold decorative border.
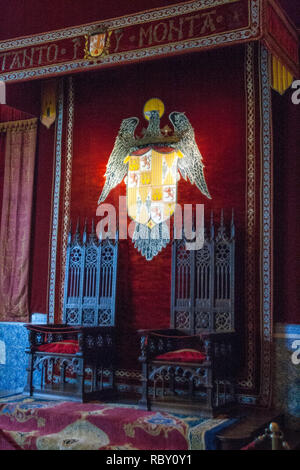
[238,42,274,406]
[47,79,64,323]
[238,42,256,391]
[258,43,273,407]
[0,0,241,52]
[59,76,74,313]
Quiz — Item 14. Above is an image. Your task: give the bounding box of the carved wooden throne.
[24,221,118,402]
[138,211,240,416]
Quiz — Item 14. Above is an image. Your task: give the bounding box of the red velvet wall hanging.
[69,45,247,328]
[51,44,266,399]
[5,40,278,405]
[5,82,56,315]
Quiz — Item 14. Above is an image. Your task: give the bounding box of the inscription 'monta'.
[138,11,217,48]
[0,2,247,75]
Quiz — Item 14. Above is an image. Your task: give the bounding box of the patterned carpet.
[0,394,237,450]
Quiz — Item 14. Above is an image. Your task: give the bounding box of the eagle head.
[169,111,189,133]
[118,117,139,141]
[145,110,160,120]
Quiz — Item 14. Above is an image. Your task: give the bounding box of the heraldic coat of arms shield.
[98,98,211,260]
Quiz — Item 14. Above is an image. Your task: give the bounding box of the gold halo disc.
[143,98,165,121]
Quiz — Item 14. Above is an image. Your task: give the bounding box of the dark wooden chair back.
[24,219,119,402]
[171,210,235,334]
[63,220,118,327]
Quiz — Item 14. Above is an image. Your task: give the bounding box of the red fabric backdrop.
[3,47,297,380]
[0,104,36,249]
[67,46,247,367]
[272,90,300,325]
[1,3,298,332]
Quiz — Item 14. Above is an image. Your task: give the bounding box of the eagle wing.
[98,117,139,204]
[169,111,211,199]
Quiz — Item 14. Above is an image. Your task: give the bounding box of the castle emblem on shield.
[84,27,111,59]
[98,98,211,260]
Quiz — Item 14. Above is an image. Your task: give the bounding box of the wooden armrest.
[138,328,181,337]
[25,324,116,351]
[138,329,204,362]
[200,330,237,339]
[25,323,70,332]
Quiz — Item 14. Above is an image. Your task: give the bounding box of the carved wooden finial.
[231,208,235,240]
[210,210,214,240]
[68,219,72,244]
[89,218,97,243]
[83,218,87,243]
[220,208,224,228]
[74,217,80,242]
[216,208,226,240]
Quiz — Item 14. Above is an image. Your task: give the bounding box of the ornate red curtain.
[0,114,37,321]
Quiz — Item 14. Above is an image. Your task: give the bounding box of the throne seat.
[24,223,119,402]
[155,349,206,363]
[37,339,79,354]
[138,211,240,417]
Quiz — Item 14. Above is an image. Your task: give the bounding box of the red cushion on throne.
[37,340,79,354]
[155,348,206,363]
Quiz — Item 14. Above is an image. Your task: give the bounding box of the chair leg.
[206,369,214,412]
[91,364,97,392]
[24,352,34,396]
[139,362,150,410]
[77,358,85,401]
[230,378,236,404]
[59,361,66,392]
[170,371,175,396]
[109,366,115,391]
